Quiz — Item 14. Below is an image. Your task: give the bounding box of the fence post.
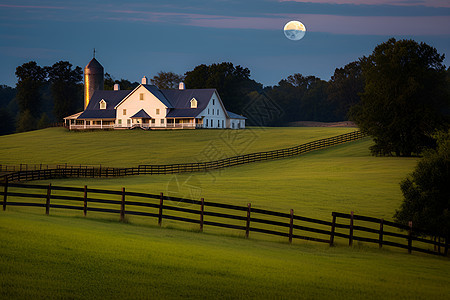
[445,237,448,257]
[158,192,163,226]
[83,185,87,217]
[330,212,336,246]
[200,198,204,232]
[45,183,52,215]
[120,187,125,222]
[379,218,384,248]
[289,209,294,244]
[3,178,8,211]
[349,211,354,246]
[408,221,413,254]
[245,203,251,238]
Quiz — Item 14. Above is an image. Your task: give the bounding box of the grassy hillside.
[38,138,417,221]
[1,210,449,299]
[0,127,355,166]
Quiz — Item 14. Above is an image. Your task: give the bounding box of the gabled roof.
[85,90,131,111]
[142,85,173,108]
[227,111,247,119]
[131,109,152,119]
[114,84,173,109]
[162,89,219,118]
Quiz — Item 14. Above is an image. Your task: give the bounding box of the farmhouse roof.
[131,109,152,119]
[78,109,116,119]
[162,89,218,118]
[227,111,247,119]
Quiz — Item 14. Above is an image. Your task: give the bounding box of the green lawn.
[0,127,355,166]
[36,138,417,221]
[1,210,449,299]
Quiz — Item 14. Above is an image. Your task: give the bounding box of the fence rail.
[1,130,366,182]
[1,181,447,257]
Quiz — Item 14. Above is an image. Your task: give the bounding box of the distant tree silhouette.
[350,38,449,156]
[150,71,185,89]
[15,61,47,119]
[47,61,83,121]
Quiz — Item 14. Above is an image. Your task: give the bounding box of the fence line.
[1,130,366,182]
[1,181,447,257]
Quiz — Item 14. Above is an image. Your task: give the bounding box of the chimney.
[114,83,120,91]
[179,82,185,90]
[142,76,148,85]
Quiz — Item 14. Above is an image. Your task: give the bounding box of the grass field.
[3,127,444,299]
[0,127,355,166]
[1,210,450,299]
[34,138,417,221]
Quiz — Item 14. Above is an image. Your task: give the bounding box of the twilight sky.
[0,0,449,87]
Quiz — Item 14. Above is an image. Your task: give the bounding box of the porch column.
[101,119,103,129]
[84,120,86,129]
[193,118,196,128]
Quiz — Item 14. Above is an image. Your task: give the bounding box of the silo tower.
[84,57,104,109]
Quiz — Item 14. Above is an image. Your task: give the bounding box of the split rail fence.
[1,130,365,182]
[1,181,448,257]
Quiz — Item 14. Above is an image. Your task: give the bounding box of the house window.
[123,109,126,115]
[127,119,131,125]
[151,119,155,124]
[156,109,160,115]
[213,99,215,105]
[206,119,208,127]
[222,120,224,128]
[118,119,122,125]
[161,119,164,124]
[139,93,144,100]
[217,109,219,115]
[190,98,197,108]
[212,109,214,115]
[218,120,220,127]
[99,100,106,109]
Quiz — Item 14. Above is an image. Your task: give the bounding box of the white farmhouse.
[64,58,246,130]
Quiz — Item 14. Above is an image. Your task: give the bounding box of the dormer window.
[190,98,198,108]
[99,99,106,109]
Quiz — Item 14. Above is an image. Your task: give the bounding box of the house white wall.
[198,91,228,129]
[115,85,168,127]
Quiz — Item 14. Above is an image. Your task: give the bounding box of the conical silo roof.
[85,58,104,72]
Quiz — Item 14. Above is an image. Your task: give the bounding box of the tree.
[394,131,450,239]
[328,61,364,120]
[16,109,36,132]
[350,38,449,156]
[150,71,185,89]
[0,107,15,135]
[184,62,262,114]
[15,61,47,119]
[104,73,139,90]
[37,112,50,129]
[47,61,83,121]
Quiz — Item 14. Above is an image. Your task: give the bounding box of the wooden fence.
[1,181,447,257]
[1,130,366,182]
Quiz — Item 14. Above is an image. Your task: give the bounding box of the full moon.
[284,20,306,41]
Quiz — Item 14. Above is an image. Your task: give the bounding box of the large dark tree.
[0,107,15,135]
[394,131,450,239]
[350,38,449,156]
[151,71,185,89]
[104,73,139,91]
[184,62,262,114]
[328,61,364,120]
[15,61,47,118]
[47,61,83,121]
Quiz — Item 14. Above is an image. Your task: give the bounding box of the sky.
[0,0,449,88]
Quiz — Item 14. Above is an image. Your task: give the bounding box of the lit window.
[190,98,197,108]
[99,99,106,109]
[139,93,144,100]
[123,109,126,115]
[156,109,160,115]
